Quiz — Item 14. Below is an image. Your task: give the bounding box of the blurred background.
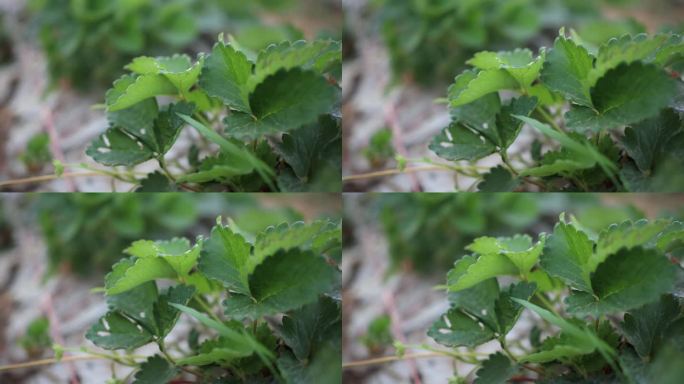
[0,193,341,383]
[0,0,342,192]
[342,193,684,383]
[342,0,684,192]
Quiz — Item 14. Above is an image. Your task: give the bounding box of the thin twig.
[0,172,105,188]
[43,108,76,191]
[385,101,422,191]
[0,356,106,372]
[342,353,454,369]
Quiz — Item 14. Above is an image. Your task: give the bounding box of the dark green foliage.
[431,31,684,191]
[429,214,684,383]
[86,216,342,383]
[86,38,342,192]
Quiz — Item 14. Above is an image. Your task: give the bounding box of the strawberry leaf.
[199,42,253,114]
[565,247,677,316]
[540,32,594,108]
[474,353,516,384]
[223,68,338,140]
[566,62,677,132]
[223,250,338,320]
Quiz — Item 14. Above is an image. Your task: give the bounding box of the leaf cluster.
[85,217,342,383]
[28,0,301,89]
[86,38,341,192]
[372,0,642,85]
[431,31,684,191]
[430,213,684,383]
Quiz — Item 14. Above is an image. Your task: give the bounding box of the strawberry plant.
[374,214,684,383]
[28,0,302,89]
[80,217,341,383]
[85,37,341,192]
[428,30,684,191]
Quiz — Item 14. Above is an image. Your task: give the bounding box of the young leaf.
[449,69,519,107]
[107,75,178,112]
[540,215,594,293]
[105,257,176,295]
[198,223,252,296]
[540,32,594,108]
[199,42,253,114]
[446,254,518,292]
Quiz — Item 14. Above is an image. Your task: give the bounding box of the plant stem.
[158,340,203,379]
[342,352,463,369]
[500,151,519,176]
[158,158,177,182]
[194,295,222,323]
[536,106,564,133]
[535,292,560,316]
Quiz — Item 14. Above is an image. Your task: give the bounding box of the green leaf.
[540,33,594,107]
[432,280,535,347]
[86,128,155,166]
[177,337,253,366]
[565,247,677,316]
[154,285,195,338]
[449,69,519,107]
[591,219,672,273]
[429,123,496,161]
[468,48,545,89]
[178,114,275,188]
[520,150,596,177]
[105,257,176,295]
[223,69,337,140]
[446,254,518,292]
[223,250,338,320]
[277,296,341,362]
[133,355,178,384]
[250,40,341,91]
[86,312,153,350]
[474,353,516,384]
[566,62,677,132]
[176,153,254,184]
[171,303,274,366]
[512,299,617,364]
[588,34,671,86]
[540,215,594,293]
[127,54,203,94]
[428,308,496,348]
[198,223,252,296]
[477,166,520,192]
[125,238,201,277]
[472,235,546,275]
[107,74,178,112]
[274,114,341,189]
[622,109,684,173]
[199,42,253,114]
[252,220,341,271]
[514,116,618,181]
[521,333,595,364]
[151,102,195,155]
[495,96,538,149]
[622,294,682,360]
